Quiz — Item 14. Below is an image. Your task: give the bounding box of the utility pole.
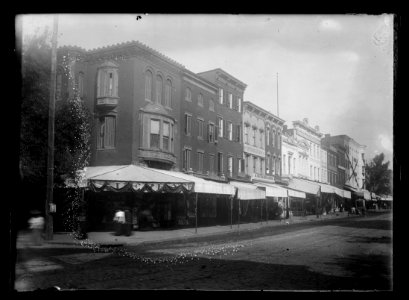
[45,14,59,240]
[276,72,279,117]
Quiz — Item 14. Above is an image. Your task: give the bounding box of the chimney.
[303,118,308,124]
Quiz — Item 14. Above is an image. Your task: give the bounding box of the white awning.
[287,178,320,195]
[83,165,194,193]
[152,169,236,195]
[363,189,371,200]
[230,181,266,200]
[342,190,351,199]
[287,189,306,198]
[254,182,288,198]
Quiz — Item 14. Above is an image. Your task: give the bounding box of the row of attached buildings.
[53,41,378,231]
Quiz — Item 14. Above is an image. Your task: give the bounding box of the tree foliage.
[365,153,392,196]
[20,29,91,199]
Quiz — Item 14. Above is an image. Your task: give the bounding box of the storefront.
[230,181,266,225]
[84,165,194,231]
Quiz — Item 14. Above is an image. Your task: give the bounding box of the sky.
[18,14,394,166]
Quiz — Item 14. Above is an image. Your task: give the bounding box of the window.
[156,75,163,104]
[198,152,204,173]
[165,79,172,107]
[198,93,203,107]
[150,119,160,149]
[217,152,223,174]
[288,156,291,174]
[183,149,191,171]
[163,122,170,151]
[245,125,249,144]
[219,88,224,104]
[97,65,118,98]
[267,155,271,174]
[236,125,241,142]
[260,159,264,174]
[253,156,257,174]
[184,114,191,135]
[209,99,215,111]
[228,93,233,109]
[238,158,244,174]
[209,154,215,174]
[98,116,116,149]
[318,168,320,181]
[266,128,270,145]
[227,122,233,141]
[272,130,276,147]
[252,128,256,146]
[272,156,276,175]
[310,165,312,177]
[217,117,223,138]
[208,123,215,143]
[245,155,249,173]
[228,156,233,177]
[145,70,153,101]
[283,155,286,174]
[259,130,263,148]
[277,132,281,149]
[185,87,192,101]
[277,157,281,175]
[78,72,84,98]
[293,158,296,174]
[237,98,242,112]
[197,119,204,139]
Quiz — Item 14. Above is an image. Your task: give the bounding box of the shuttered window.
[98,116,116,149]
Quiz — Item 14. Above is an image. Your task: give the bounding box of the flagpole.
[45,14,59,240]
[276,72,279,117]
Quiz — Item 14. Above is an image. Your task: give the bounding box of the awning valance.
[255,182,288,198]
[287,178,320,195]
[152,169,236,196]
[84,165,194,193]
[230,181,266,200]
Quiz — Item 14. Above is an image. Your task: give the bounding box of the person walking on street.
[28,210,44,246]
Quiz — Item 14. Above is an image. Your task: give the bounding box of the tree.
[365,153,392,196]
[19,29,91,230]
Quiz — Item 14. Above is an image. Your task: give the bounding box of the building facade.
[321,134,366,190]
[281,128,309,179]
[284,118,323,182]
[196,68,246,181]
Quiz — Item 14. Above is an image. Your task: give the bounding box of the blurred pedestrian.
[113,209,125,236]
[28,210,44,246]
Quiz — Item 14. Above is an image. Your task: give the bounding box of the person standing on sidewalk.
[113,209,126,236]
[28,210,44,246]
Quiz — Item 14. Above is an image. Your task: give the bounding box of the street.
[14,211,392,291]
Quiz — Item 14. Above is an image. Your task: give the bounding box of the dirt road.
[14,212,392,291]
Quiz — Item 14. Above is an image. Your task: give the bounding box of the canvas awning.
[84,165,194,193]
[255,182,288,198]
[287,178,320,195]
[152,169,236,196]
[317,182,336,194]
[287,188,307,199]
[342,190,351,199]
[363,189,371,200]
[230,181,266,200]
[380,195,393,201]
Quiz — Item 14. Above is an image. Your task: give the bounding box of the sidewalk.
[17,211,360,248]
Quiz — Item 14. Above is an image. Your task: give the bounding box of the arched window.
[185,87,192,101]
[165,79,172,107]
[209,99,215,111]
[156,75,163,104]
[198,93,203,107]
[145,70,153,101]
